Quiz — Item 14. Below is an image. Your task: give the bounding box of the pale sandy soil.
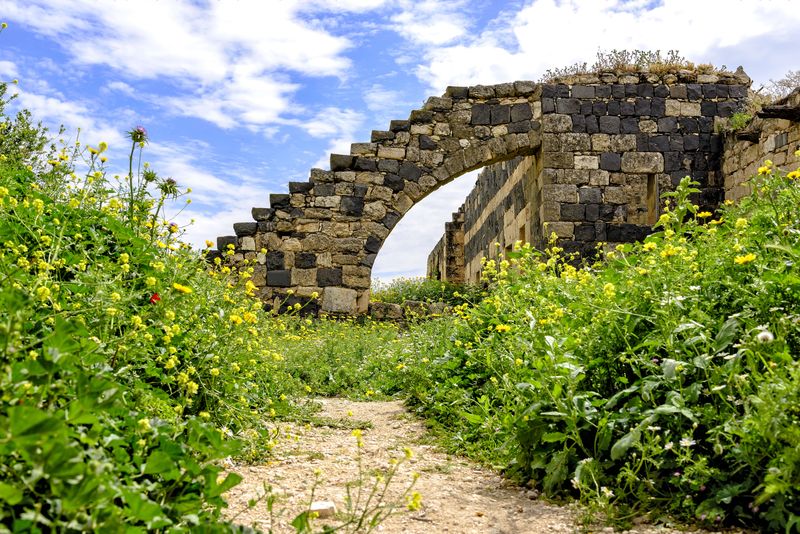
[224,398,748,534]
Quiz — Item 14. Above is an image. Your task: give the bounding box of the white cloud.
[10,88,126,149]
[389,0,472,46]
[413,0,800,92]
[2,0,362,133]
[0,60,18,78]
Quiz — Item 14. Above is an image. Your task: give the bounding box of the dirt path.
[224,399,726,533]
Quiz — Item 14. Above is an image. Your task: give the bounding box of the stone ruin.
[211,67,800,314]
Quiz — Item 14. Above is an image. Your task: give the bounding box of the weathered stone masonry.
[213,69,754,314]
[429,83,800,284]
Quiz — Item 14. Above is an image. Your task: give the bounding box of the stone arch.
[215,82,545,313]
[214,70,751,314]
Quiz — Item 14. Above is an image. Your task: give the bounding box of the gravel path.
[224,398,743,534]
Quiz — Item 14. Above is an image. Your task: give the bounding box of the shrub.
[371,276,483,306]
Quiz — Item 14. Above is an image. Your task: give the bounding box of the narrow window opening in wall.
[505,244,513,258]
[519,224,526,244]
[646,174,658,225]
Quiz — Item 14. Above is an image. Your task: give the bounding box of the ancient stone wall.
[214,69,750,314]
[462,156,533,283]
[428,71,750,283]
[723,89,800,201]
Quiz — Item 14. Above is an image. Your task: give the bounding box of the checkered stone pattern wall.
[213,69,751,314]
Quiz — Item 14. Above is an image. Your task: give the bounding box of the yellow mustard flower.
[734,253,756,265]
[173,282,192,294]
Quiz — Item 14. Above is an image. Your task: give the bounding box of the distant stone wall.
[723,89,800,201]
[462,156,534,283]
[426,208,464,282]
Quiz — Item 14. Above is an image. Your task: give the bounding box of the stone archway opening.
[213,70,750,314]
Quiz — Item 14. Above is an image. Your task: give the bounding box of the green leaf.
[8,406,63,441]
[143,450,176,476]
[610,429,640,460]
[713,317,739,353]
[0,482,23,505]
[541,432,566,443]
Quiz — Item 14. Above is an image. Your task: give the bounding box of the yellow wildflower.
[643,242,656,252]
[734,253,756,265]
[173,282,192,294]
[495,324,511,333]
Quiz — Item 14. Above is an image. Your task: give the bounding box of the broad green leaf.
[143,450,176,476]
[610,429,640,460]
[0,482,23,505]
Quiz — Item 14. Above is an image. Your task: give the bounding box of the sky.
[0,0,798,281]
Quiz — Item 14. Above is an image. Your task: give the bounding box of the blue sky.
[0,0,798,280]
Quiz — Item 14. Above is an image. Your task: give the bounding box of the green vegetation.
[371,276,483,306]
[0,81,310,530]
[3,47,800,532]
[384,169,800,531]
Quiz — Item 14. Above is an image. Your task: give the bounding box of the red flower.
[149,293,161,304]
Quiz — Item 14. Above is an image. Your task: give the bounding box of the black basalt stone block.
[686,84,702,100]
[378,159,400,173]
[490,104,511,124]
[611,84,625,99]
[571,114,586,133]
[638,84,654,98]
[471,104,490,125]
[354,157,377,172]
[541,97,555,113]
[654,85,670,98]
[621,117,639,133]
[252,207,274,221]
[340,196,365,216]
[398,161,422,182]
[649,135,670,152]
[365,235,382,254]
[717,101,738,118]
[289,181,313,194]
[606,101,621,115]
[419,135,437,150]
[599,116,620,134]
[330,154,355,171]
[701,102,717,117]
[314,184,335,196]
[382,211,401,230]
[383,173,404,192]
[234,222,258,237]
[390,120,410,132]
[217,235,237,251]
[683,134,700,151]
[267,270,291,287]
[650,98,666,117]
[556,98,580,114]
[317,268,342,287]
[620,101,635,116]
[600,152,621,171]
[635,99,651,116]
[270,194,290,209]
[511,103,532,122]
[295,252,317,269]
[585,115,599,133]
[266,251,285,270]
[410,110,433,123]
